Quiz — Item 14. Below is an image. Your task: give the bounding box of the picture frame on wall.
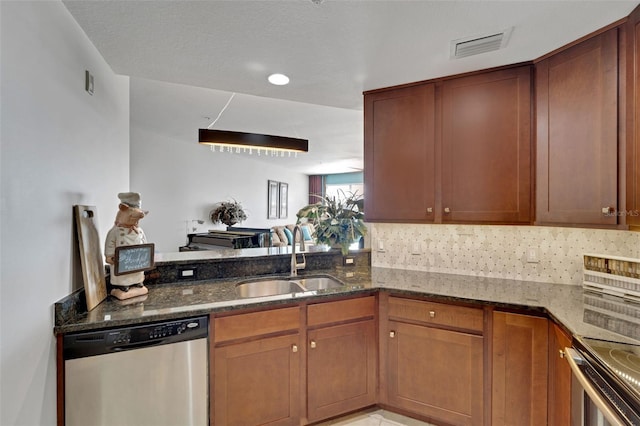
[278,182,288,219]
[268,180,279,219]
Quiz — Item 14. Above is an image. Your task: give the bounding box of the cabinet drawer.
[214,306,300,343]
[308,296,375,327]
[388,297,483,332]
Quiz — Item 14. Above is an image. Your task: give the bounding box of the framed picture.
[268,180,279,219]
[278,182,288,218]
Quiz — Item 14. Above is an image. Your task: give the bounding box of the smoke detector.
[450,27,513,59]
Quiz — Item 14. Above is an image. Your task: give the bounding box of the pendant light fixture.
[199,129,308,153]
[199,92,308,155]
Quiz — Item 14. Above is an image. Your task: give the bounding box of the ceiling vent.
[450,27,513,59]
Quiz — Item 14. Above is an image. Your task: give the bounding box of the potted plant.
[296,190,367,255]
[210,200,247,227]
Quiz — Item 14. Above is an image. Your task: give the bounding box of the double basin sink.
[235,274,344,298]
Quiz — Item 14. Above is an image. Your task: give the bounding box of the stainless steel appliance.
[63,316,208,426]
[566,338,640,426]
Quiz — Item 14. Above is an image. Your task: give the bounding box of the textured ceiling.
[63,0,638,174]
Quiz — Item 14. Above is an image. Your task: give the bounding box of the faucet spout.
[290,225,306,276]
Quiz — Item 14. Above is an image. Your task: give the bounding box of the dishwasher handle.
[111,339,168,352]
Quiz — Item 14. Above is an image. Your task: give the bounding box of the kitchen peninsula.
[54,247,640,426]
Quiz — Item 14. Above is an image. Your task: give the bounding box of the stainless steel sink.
[235,275,344,298]
[235,279,305,298]
[291,276,343,291]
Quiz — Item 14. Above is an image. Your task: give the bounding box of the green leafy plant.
[296,190,366,255]
[210,200,247,227]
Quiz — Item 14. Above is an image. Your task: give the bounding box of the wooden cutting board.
[74,205,107,310]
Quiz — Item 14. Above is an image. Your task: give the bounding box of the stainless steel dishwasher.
[63,316,208,426]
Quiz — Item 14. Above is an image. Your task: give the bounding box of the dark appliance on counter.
[181,227,272,251]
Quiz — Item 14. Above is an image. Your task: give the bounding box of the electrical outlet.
[377,239,385,252]
[411,242,421,255]
[179,268,197,279]
[527,247,540,263]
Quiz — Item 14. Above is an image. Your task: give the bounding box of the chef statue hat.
[118,192,141,208]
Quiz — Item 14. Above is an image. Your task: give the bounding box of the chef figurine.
[105,192,149,300]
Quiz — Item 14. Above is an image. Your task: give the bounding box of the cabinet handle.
[559,349,565,359]
[389,331,396,338]
[444,207,451,213]
[310,340,316,349]
[429,311,435,318]
[427,207,433,213]
[292,345,298,353]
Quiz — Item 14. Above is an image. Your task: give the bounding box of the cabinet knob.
[444,207,451,213]
[427,207,433,213]
[389,331,396,338]
[601,207,614,215]
[429,311,435,318]
[559,349,565,359]
[292,345,298,353]
[310,340,317,349]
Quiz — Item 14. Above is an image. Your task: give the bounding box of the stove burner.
[609,349,640,375]
[586,340,640,397]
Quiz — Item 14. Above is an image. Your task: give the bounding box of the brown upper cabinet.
[364,65,532,224]
[627,8,640,228]
[364,5,640,230]
[364,83,437,222]
[535,28,620,227]
[441,67,532,223]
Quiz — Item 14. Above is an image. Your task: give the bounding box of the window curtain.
[308,175,325,204]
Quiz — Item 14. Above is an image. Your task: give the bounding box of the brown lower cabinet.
[381,296,485,426]
[306,296,377,423]
[307,320,377,422]
[492,311,549,426]
[548,322,573,426]
[212,306,301,425]
[386,321,484,426]
[211,297,376,426]
[207,294,570,426]
[213,333,301,425]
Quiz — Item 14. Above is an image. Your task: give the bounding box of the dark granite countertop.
[54,266,640,346]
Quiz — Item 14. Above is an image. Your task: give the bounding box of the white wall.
[130,79,309,253]
[0,2,130,425]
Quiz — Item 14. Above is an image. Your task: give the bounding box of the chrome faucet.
[290,225,306,276]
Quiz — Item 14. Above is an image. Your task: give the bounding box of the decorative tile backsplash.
[369,224,640,285]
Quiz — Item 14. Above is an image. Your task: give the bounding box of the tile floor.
[315,408,435,426]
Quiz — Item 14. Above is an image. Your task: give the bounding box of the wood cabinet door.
[213,334,300,426]
[492,312,548,426]
[441,66,532,224]
[628,8,640,227]
[548,322,572,426]
[536,29,619,226]
[307,320,377,423]
[387,321,484,426]
[364,84,437,222]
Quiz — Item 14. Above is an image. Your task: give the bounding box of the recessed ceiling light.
[268,73,290,86]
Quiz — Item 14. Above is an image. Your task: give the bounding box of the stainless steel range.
[567,337,640,425]
[567,254,640,425]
